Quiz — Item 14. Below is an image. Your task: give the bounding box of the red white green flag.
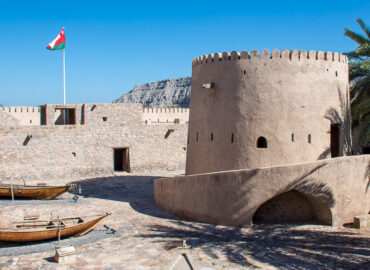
[46,28,65,50]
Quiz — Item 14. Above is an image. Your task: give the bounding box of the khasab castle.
[1,49,369,227]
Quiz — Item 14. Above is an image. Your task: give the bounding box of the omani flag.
[46,28,65,50]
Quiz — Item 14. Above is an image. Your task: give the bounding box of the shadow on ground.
[69,175,178,220]
[138,220,370,269]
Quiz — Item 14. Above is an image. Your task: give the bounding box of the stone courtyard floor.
[0,172,369,269]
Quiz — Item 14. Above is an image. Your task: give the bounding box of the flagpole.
[63,48,66,104]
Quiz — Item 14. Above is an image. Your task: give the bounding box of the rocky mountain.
[113,77,191,108]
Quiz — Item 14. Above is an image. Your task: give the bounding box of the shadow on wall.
[324,88,351,155]
[366,163,370,194]
[317,146,331,160]
[138,221,370,269]
[69,175,179,220]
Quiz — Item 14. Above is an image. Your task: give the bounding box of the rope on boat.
[10,184,14,202]
[67,183,78,190]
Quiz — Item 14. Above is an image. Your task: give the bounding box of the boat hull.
[0,185,70,200]
[0,214,109,242]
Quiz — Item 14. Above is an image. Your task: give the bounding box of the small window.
[257,137,267,148]
[72,152,76,157]
[335,71,338,77]
[196,132,199,142]
[187,135,189,145]
[231,133,234,143]
[103,117,107,122]
[308,134,311,144]
[55,108,76,125]
[30,120,32,124]
[243,70,246,75]
[211,133,213,142]
[291,133,294,142]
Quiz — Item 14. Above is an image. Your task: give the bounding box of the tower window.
[291,133,295,142]
[231,133,234,143]
[257,137,267,148]
[211,133,214,141]
[308,134,312,144]
[196,132,199,142]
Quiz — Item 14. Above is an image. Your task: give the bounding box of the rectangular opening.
[41,107,46,125]
[113,148,130,172]
[330,124,340,157]
[55,108,76,125]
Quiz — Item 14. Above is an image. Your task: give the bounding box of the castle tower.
[186,49,349,175]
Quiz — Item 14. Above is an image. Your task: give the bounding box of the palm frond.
[345,50,362,60]
[355,45,370,58]
[344,28,369,46]
[352,114,370,150]
[356,18,370,40]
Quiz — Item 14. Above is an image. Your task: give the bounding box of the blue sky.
[0,0,369,106]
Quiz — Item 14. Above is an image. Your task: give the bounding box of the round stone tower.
[186,49,349,175]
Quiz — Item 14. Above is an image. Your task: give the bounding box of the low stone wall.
[154,155,370,227]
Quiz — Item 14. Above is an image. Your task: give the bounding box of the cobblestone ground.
[0,172,369,269]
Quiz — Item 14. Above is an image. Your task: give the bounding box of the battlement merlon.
[192,49,348,66]
[1,106,41,113]
[143,108,189,113]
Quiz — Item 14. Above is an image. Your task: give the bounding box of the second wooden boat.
[0,183,76,200]
[0,213,111,242]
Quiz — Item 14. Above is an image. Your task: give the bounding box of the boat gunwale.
[0,214,110,233]
[0,184,70,190]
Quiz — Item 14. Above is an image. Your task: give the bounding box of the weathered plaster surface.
[154,155,370,227]
[186,50,349,174]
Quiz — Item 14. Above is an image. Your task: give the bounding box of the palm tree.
[344,18,370,153]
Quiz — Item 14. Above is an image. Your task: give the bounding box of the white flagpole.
[63,47,66,104]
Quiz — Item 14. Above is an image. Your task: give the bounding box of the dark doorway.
[114,148,130,172]
[330,124,340,157]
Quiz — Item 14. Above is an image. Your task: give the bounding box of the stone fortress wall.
[186,49,349,174]
[0,103,188,181]
[1,105,189,126]
[154,49,370,228]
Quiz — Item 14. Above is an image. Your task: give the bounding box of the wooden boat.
[0,213,111,242]
[0,183,76,200]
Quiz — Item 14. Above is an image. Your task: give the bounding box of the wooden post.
[58,219,61,245]
[10,184,14,201]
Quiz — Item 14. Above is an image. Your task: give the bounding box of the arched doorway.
[253,190,332,225]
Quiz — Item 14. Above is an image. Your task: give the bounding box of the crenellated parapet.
[1,106,40,113]
[143,107,189,114]
[143,107,189,124]
[192,49,348,66]
[1,106,41,125]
